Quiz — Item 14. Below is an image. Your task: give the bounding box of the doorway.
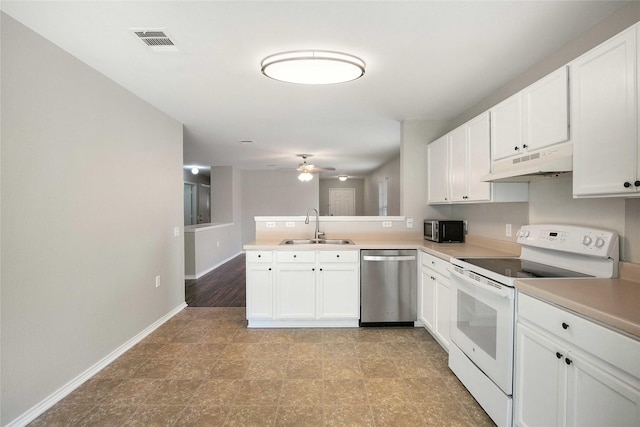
[329,187,356,216]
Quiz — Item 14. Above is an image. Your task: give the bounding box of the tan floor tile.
[355,341,391,359]
[371,403,427,427]
[257,342,291,359]
[387,341,425,358]
[360,358,400,378]
[60,378,123,405]
[175,405,231,426]
[189,342,228,359]
[322,329,356,343]
[168,358,212,380]
[93,356,147,379]
[417,400,481,426]
[322,342,357,358]
[171,328,205,343]
[232,328,267,343]
[225,405,278,427]
[279,379,323,406]
[100,378,159,405]
[189,379,240,405]
[236,379,283,405]
[199,329,237,344]
[285,358,323,379]
[364,378,409,405]
[322,358,364,379]
[293,329,324,343]
[324,405,375,427]
[132,358,179,379]
[155,343,196,359]
[288,342,324,359]
[394,355,444,379]
[275,405,324,427]
[246,358,288,379]
[208,358,250,379]
[128,404,186,426]
[323,379,368,405]
[220,342,262,359]
[126,342,166,358]
[354,328,385,342]
[259,329,296,343]
[378,328,418,342]
[28,404,95,427]
[461,400,496,427]
[73,404,139,426]
[144,379,202,405]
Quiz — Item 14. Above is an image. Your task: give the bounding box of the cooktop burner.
[456,257,593,279]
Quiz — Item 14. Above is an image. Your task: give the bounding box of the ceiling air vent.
[131,29,178,50]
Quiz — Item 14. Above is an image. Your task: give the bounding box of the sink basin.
[280,238,354,245]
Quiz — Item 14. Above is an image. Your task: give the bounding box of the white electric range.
[447,224,619,427]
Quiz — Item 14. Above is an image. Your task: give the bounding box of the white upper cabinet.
[450,112,492,202]
[427,134,450,204]
[491,66,569,162]
[571,25,640,198]
[491,93,523,161]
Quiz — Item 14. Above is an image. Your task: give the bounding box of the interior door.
[329,188,355,216]
[184,183,196,225]
[197,183,211,223]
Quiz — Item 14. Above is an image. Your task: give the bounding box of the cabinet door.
[449,125,468,202]
[317,263,359,319]
[427,135,450,203]
[419,265,436,331]
[246,263,274,319]
[572,27,639,197]
[514,322,566,427]
[491,93,523,161]
[434,276,450,350]
[466,112,492,201]
[566,354,640,427]
[276,264,316,318]
[522,66,569,151]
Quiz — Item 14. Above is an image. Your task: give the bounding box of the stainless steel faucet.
[305,208,324,240]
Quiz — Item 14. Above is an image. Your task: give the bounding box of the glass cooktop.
[457,257,592,279]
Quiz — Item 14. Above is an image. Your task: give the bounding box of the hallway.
[185,254,246,307]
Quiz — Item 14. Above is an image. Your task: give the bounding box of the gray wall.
[1,14,185,425]
[241,170,319,244]
[319,178,365,216]
[364,154,401,216]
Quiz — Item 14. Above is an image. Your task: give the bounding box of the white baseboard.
[7,302,187,427]
[193,251,243,279]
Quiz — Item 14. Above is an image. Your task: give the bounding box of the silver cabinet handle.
[363,256,416,261]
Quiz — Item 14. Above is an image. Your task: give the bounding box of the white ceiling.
[1,1,628,177]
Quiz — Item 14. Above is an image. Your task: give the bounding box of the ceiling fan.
[295,154,335,181]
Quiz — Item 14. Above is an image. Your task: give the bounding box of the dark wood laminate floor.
[185,254,246,307]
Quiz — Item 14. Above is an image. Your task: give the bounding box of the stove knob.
[582,235,592,246]
[522,230,530,238]
[595,237,606,248]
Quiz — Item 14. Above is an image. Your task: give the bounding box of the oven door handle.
[449,268,513,299]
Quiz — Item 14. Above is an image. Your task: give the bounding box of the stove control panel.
[517,224,619,258]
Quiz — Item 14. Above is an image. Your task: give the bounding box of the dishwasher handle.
[362,255,416,262]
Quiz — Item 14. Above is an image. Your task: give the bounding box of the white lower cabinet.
[246,249,359,327]
[515,293,640,427]
[419,251,451,350]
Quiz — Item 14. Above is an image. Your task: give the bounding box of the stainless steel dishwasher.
[360,249,417,326]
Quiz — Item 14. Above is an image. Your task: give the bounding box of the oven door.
[450,267,515,395]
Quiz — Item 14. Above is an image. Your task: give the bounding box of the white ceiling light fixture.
[261,50,365,85]
[338,175,348,181]
[298,172,313,182]
[191,167,199,175]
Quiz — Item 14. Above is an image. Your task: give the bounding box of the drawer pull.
[556,352,563,359]
[565,357,572,365]
[268,268,272,271]
[293,255,297,258]
[258,254,261,258]
[336,254,340,258]
[562,322,569,330]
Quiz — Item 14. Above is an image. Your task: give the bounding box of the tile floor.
[29,307,495,426]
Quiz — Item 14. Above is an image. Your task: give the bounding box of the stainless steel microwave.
[424,220,465,243]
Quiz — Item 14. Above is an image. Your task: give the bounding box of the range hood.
[481,143,573,183]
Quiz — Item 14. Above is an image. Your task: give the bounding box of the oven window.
[457,290,497,359]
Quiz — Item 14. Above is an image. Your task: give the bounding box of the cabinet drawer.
[318,250,359,263]
[420,251,451,277]
[246,251,273,263]
[276,251,316,263]
[518,293,640,379]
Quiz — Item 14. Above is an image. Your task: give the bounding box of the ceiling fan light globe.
[298,172,313,182]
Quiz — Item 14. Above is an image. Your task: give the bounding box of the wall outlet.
[266,221,276,228]
[506,223,512,237]
[406,218,414,228]
[155,275,161,288]
[173,227,180,237]
[285,222,296,227]
[382,221,392,228]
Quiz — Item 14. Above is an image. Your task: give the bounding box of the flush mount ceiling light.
[261,50,365,85]
[338,175,348,181]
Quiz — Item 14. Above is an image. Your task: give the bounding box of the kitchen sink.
[280,238,354,245]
